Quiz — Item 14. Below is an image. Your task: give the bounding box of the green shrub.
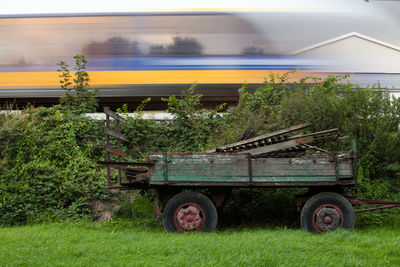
[120,84,225,158]
[0,106,111,225]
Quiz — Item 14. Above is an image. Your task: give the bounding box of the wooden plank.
[209,123,311,152]
[338,170,353,176]
[168,153,248,159]
[242,136,314,156]
[104,106,126,123]
[104,128,127,142]
[166,158,249,165]
[166,166,249,178]
[105,146,128,157]
[290,128,338,139]
[148,180,342,186]
[253,158,332,165]
[150,153,249,165]
[166,175,250,182]
[166,163,248,170]
[149,176,337,184]
[148,170,165,182]
[338,163,353,171]
[252,164,336,172]
[97,161,154,166]
[253,169,336,176]
[165,163,335,181]
[149,152,247,157]
[252,176,337,182]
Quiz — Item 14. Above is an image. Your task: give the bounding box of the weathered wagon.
[98,107,400,233]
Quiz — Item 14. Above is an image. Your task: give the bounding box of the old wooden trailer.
[98,107,400,233]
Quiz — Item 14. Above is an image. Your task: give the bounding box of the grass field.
[1,219,400,266]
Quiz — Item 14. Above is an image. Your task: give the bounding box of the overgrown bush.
[1,68,400,227]
[121,84,225,159]
[0,106,110,225]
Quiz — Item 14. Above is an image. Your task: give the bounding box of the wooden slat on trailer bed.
[147,152,355,186]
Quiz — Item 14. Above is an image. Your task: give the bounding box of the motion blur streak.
[0,6,399,107]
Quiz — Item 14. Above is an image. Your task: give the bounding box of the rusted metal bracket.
[352,199,400,213]
[105,146,128,157]
[296,194,400,213]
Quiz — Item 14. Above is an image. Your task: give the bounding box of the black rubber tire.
[163,192,217,233]
[301,192,355,233]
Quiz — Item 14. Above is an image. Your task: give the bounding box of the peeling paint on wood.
[147,151,355,186]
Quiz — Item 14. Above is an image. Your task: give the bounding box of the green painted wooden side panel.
[148,153,249,183]
[252,176,337,182]
[147,152,354,186]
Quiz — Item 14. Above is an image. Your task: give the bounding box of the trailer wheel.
[163,192,217,233]
[301,192,355,233]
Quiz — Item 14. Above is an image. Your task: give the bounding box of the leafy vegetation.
[57,55,99,113]
[1,60,400,227]
[0,106,111,225]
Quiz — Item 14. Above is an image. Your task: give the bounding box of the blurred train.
[1,8,400,109]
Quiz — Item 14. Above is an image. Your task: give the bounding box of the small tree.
[161,85,225,151]
[57,55,99,113]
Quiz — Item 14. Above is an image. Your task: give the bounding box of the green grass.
[1,219,400,266]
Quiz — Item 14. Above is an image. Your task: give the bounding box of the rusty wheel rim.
[312,204,344,233]
[173,202,206,232]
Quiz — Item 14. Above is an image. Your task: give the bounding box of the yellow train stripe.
[0,70,321,88]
